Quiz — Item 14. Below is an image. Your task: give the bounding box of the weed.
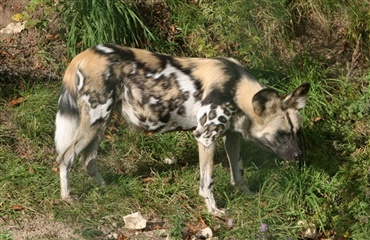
[0,232,12,240]
[21,0,56,30]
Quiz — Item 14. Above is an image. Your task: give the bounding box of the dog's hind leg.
[198,142,225,215]
[56,101,111,203]
[223,131,251,193]
[79,133,105,186]
[57,125,99,202]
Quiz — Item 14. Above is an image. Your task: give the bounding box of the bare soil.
[0,214,85,240]
[0,0,64,86]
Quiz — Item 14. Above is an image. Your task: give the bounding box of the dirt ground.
[0,214,85,239]
[0,0,64,86]
[0,1,88,239]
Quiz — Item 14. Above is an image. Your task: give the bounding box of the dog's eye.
[276,131,291,143]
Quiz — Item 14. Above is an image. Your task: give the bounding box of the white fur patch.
[149,96,159,105]
[121,87,141,126]
[161,62,200,129]
[96,44,114,54]
[55,112,79,154]
[82,94,113,124]
[131,62,137,74]
[76,69,84,91]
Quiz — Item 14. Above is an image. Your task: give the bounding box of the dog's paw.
[211,208,226,216]
[62,195,78,204]
[237,183,252,194]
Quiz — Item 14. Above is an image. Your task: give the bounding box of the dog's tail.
[55,49,92,156]
[54,84,80,156]
[54,57,83,156]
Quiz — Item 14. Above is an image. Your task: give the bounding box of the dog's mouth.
[252,138,298,162]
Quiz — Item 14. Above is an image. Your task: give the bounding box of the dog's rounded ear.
[283,83,310,110]
[252,88,280,116]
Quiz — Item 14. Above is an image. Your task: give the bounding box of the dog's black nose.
[294,151,302,160]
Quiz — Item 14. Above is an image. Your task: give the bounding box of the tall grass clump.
[61,0,156,57]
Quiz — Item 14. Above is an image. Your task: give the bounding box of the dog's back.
[55,44,261,141]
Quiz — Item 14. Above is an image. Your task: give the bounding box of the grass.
[61,0,156,58]
[1,0,370,239]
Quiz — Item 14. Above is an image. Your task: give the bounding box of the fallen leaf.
[343,229,351,238]
[52,162,59,173]
[116,165,125,175]
[0,21,27,34]
[117,234,129,240]
[311,116,322,123]
[105,134,114,140]
[12,13,24,21]
[11,205,24,211]
[7,97,25,107]
[45,33,59,41]
[0,50,12,58]
[197,215,206,225]
[146,220,165,231]
[142,176,155,183]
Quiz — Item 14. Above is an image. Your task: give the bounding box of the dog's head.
[249,83,310,161]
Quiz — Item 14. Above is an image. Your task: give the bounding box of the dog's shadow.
[101,132,278,194]
[100,121,345,203]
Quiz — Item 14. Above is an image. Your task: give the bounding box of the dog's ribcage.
[119,61,201,132]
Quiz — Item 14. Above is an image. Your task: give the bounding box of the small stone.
[123,212,147,230]
[195,227,213,239]
[163,157,177,164]
[297,220,317,239]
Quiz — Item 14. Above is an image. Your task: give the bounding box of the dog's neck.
[234,78,264,116]
[231,79,264,138]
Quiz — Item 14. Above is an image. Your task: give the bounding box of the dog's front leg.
[198,141,225,215]
[223,131,251,193]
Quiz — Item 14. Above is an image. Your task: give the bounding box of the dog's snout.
[294,151,302,160]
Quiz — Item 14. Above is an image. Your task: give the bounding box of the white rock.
[163,157,177,164]
[123,212,147,230]
[297,220,317,239]
[195,227,213,239]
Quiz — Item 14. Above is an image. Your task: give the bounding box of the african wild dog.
[55,44,310,215]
